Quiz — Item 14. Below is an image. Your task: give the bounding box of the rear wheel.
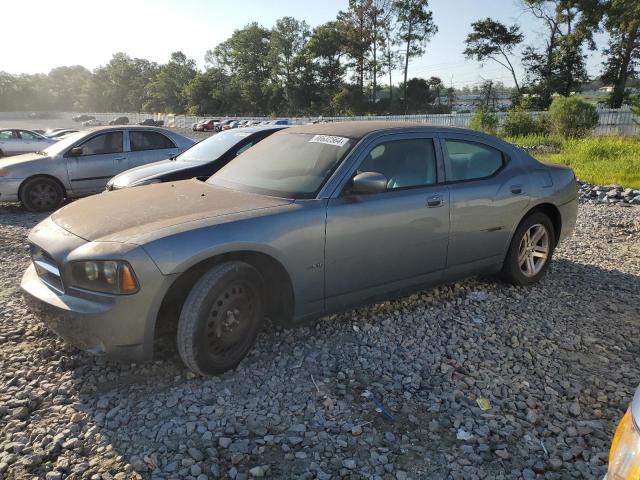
[501,212,555,286]
[177,261,264,375]
[20,177,64,212]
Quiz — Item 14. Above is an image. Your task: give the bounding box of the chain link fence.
[1,108,637,135]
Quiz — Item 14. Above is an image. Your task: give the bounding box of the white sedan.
[0,129,55,157]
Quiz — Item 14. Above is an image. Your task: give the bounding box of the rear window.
[130,131,175,151]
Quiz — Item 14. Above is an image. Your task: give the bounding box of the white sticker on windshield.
[309,134,349,147]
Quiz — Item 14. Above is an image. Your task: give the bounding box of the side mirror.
[350,171,388,194]
[68,147,83,156]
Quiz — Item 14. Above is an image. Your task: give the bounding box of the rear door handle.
[510,185,523,195]
[426,194,444,207]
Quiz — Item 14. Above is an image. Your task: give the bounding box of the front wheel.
[20,177,64,212]
[177,261,264,375]
[501,212,556,286]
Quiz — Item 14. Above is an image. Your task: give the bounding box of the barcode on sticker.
[309,135,349,147]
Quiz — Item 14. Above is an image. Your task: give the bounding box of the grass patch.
[502,135,640,188]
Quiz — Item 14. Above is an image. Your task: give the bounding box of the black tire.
[20,176,64,212]
[177,261,264,375]
[501,212,556,286]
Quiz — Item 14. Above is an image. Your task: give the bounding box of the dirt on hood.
[51,179,291,243]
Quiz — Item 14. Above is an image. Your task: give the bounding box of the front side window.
[209,132,355,198]
[444,139,504,182]
[358,138,437,190]
[77,132,123,156]
[130,131,175,151]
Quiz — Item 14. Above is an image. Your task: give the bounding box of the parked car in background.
[223,121,240,130]
[215,119,233,132]
[82,119,103,127]
[0,126,194,211]
[109,116,129,126]
[21,122,577,375]
[72,114,95,123]
[0,129,55,157]
[106,126,285,190]
[45,129,79,139]
[270,119,290,126]
[605,385,640,478]
[139,119,163,127]
[199,119,219,132]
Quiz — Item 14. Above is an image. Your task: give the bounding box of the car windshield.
[177,130,252,163]
[41,131,87,156]
[208,132,355,198]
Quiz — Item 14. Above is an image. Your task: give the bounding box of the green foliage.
[503,110,536,136]
[521,136,640,187]
[468,106,498,134]
[631,95,640,126]
[548,96,598,138]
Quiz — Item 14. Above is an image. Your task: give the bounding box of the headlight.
[133,178,161,187]
[608,409,640,479]
[69,260,139,294]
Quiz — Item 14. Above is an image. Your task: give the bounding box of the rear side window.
[130,131,175,151]
[444,139,504,182]
[18,130,40,140]
[0,131,15,140]
[78,132,123,156]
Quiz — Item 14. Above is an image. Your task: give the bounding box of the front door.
[325,134,450,310]
[66,131,126,195]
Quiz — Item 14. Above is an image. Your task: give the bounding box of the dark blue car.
[105,126,285,190]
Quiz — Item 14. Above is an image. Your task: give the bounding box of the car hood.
[0,152,51,169]
[51,179,292,243]
[110,159,198,187]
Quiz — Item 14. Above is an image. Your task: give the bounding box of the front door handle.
[510,185,524,195]
[426,194,444,207]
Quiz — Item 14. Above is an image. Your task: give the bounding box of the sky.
[2,0,608,88]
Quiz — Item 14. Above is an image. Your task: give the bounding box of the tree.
[393,0,438,113]
[366,0,393,105]
[601,0,640,108]
[270,17,311,99]
[337,0,374,99]
[307,21,347,100]
[144,52,196,113]
[213,23,273,114]
[521,0,602,107]
[183,68,236,114]
[464,18,524,93]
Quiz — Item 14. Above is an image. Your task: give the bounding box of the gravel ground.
[0,201,639,480]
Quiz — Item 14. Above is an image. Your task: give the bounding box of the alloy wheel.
[517,223,550,277]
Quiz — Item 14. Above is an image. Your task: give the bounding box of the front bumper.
[21,218,176,362]
[0,178,22,202]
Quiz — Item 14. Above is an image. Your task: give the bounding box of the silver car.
[0,126,194,211]
[0,129,55,157]
[21,122,578,375]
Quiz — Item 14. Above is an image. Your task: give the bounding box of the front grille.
[29,244,64,293]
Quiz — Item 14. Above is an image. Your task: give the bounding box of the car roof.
[234,126,287,134]
[283,121,482,140]
[84,125,174,133]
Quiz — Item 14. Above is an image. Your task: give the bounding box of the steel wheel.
[21,177,64,212]
[205,281,257,357]
[517,223,549,277]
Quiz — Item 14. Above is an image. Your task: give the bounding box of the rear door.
[17,130,52,153]
[441,134,530,270]
[66,131,126,195]
[0,130,20,155]
[126,130,180,169]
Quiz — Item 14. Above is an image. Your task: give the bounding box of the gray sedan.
[0,129,55,157]
[21,122,578,375]
[0,126,194,211]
